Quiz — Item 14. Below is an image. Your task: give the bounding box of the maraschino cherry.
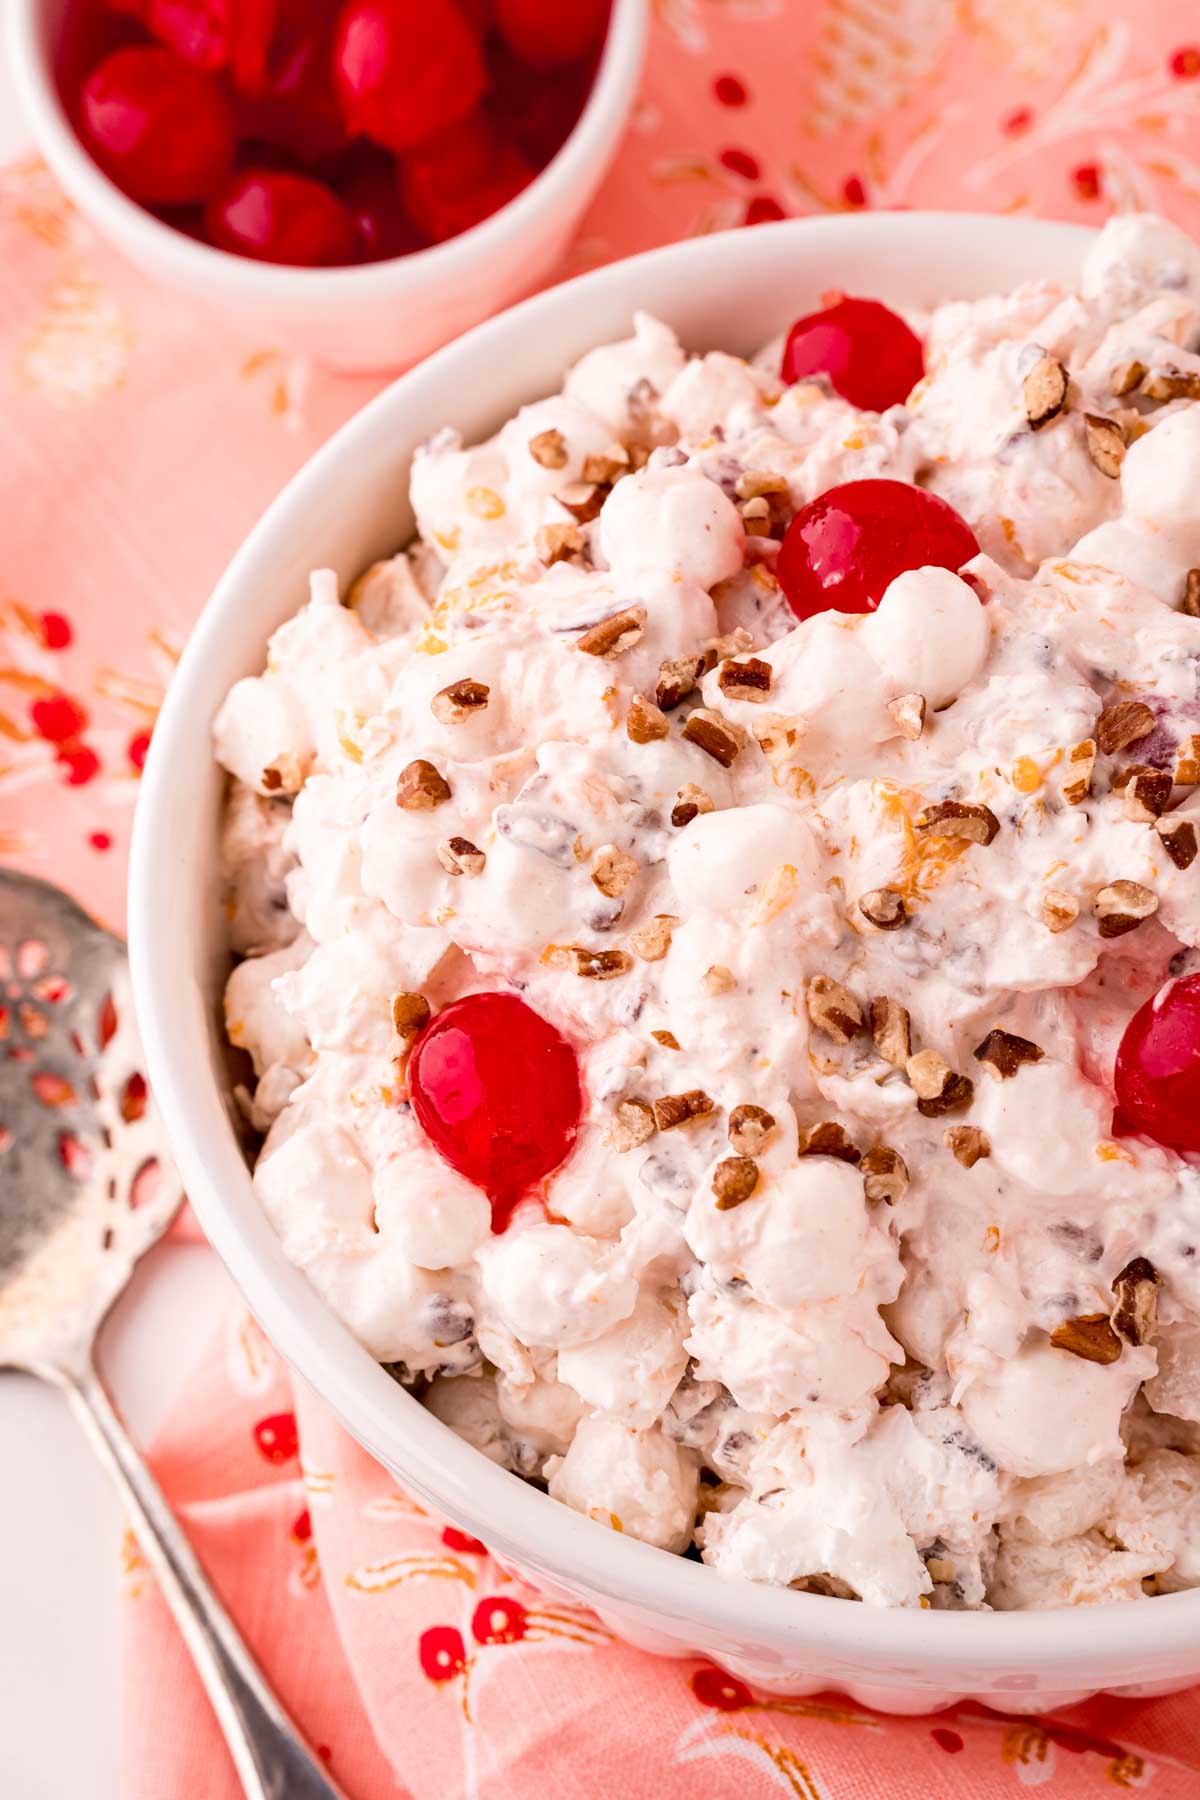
[80,44,234,205]
[206,168,357,264]
[776,478,979,621]
[408,991,582,1230]
[1114,973,1200,1153]
[781,296,924,412]
[332,0,487,154]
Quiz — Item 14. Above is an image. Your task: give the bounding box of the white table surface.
[0,57,234,1800]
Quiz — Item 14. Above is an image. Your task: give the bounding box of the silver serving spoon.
[0,869,347,1800]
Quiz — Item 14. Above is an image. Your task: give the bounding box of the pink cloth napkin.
[4,3,1200,1794]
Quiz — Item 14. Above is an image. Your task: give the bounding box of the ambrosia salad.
[215,213,1200,1610]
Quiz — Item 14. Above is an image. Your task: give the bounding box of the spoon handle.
[61,1359,350,1800]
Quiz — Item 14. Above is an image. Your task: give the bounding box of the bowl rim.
[6,0,646,294]
[129,208,1200,1674]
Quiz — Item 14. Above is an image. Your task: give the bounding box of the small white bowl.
[130,211,1200,1713]
[7,0,646,371]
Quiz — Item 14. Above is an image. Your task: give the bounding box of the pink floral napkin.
[4,2,1200,1794]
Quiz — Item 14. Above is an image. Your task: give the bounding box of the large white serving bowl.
[129,210,1200,1715]
[7,0,646,371]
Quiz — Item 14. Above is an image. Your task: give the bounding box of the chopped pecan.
[671,784,714,828]
[736,469,789,500]
[431,677,489,724]
[700,628,754,671]
[1042,889,1080,933]
[807,976,865,1044]
[608,1098,656,1152]
[261,765,284,792]
[859,887,908,931]
[1142,367,1200,402]
[1094,880,1158,938]
[973,1028,1044,1080]
[728,1103,775,1156]
[1083,412,1126,478]
[740,495,773,535]
[396,758,451,809]
[1110,358,1147,397]
[536,521,583,565]
[651,1029,681,1050]
[1184,571,1200,619]
[718,657,773,703]
[945,1125,990,1167]
[860,1145,909,1204]
[713,1155,760,1209]
[555,946,632,979]
[681,708,746,767]
[1157,817,1198,870]
[799,1121,860,1163]
[626,694,669,744]
[653,1089,714,1131]
[1022,355,1069,429]
[591,845,637,898]
[581,443,629,485]
[1111,1256,1160,1347]
[555,480,603,521]
[1175,733,1200,785]
[528,427,568,469]
[914,800,1000,845]
[702,964,736,996]
[871,995,912,1068]
[437,836,485,877]
[1125,768,1173,822]
[1062,739,1096,806]
[391,992,431,1039]
[1050,1313,1123,1365]
[576,605,647,657]
[888,692,926,742]
[1095,699,1155,755]
[656,655,703,711]
[906,1050,974,1117]
[628,914,677,962]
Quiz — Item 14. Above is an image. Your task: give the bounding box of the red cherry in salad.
[781,296,925,412]
[1114,974,1200,1153]
[229,0,349,167]
[332,0,487,155]
[408,991,582,1230]
[399,112,534,243]
[339,152,428,258]
[80,46,234,206]
[494,0,609,67]
[206,168,357,264]
[776,478,980,620]
[105,0,231,71]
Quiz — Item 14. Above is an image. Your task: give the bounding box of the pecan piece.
[914,800,1000,845]
[1125,768,1172,822]
[1175,734,1200,785]
[626,694,669,744]
[728,1103,775,1156]
[681,708,745,767]
[656,655,703,711]
[717,657,773,703]
[1062,739,1096,806]
[807,976,865,1044]
[1142,367,1200,402]
[1183,571,1200,619]
[887,693,926,742]
[628,914,677,962]
[1095,699,1155,755]
[1110,358,1147,397]
[651,1029,681,1050]
[564,947,632,980]
[860,1145,909,1204]
[1157,817,1198,870]
[1042,889,1080,933]
[1022,355,1068,429]
[859,887,908,931]
[671,784,714,828]
[1083,412,1126,478]
[536,521,583,565]
[799,1121,860,1164]
[1094,880,1158,938]
[1111,1256,1160,1347]
[736,470,788,500]
[1050,1314,1123,1365]
[591,845,637,898]
[906,1050,974,1117]
[607,1098,656,1152]
[581,444,629,484]
[945,1125,990,1168]
[713,1155,760,1209]
[576,605,647,658]
[431,677,489,724]
[973,1029,1044,1080]
[740,495,773,535]
[555,480,602,521]
[528,427,568,469]
[702,964,736,996]
[653,1089,714,1131]
[391,992,431,1039]
[396,758,451,809]
[438,836,486,877]
[871,995,912,1068]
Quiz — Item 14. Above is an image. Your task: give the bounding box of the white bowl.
[129,211,1200,1713]
[6,0,646,372]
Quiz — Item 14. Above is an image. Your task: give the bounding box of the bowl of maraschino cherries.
[10,0,646,368]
